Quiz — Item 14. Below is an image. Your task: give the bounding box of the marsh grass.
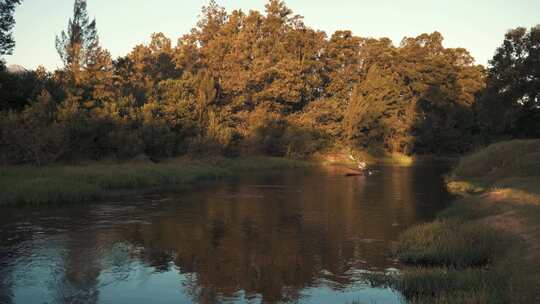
[450,139,540,184]
[394,217,538,303]
[0,157,309,206]
[394,220,505,268]
[397,268,505,304]
[394,139,540,303]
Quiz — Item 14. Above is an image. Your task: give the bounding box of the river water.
[0,163,453,304]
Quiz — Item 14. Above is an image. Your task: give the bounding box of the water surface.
[0,163,453,304]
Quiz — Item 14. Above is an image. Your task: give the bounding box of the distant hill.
[6,64,28,74]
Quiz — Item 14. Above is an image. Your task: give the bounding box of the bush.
[141,121,177,160]
[105,126,144,159]
[0,112,68,166]
[281,125,322,159]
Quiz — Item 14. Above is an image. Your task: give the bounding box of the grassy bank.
[0,157,309,206]
[392,139,540,303]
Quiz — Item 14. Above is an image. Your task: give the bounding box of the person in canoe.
[345,155,371,176]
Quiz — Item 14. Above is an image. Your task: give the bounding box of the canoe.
[345,170,374,177]
[345,171,365,177]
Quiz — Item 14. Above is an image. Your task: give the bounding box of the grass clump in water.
[394,220,504,268]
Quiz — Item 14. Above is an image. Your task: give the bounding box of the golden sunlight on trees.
[0,0,538,165]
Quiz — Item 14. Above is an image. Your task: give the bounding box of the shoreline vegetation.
[2,1,538,171]
[0,156,310,206]
[392,139,540,303]
[0,149,424,207]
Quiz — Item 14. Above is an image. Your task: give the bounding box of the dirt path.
[481,189,540,262]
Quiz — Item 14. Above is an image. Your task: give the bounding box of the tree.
[55,0,100,81]
[478,25,540,138]
[0,0,21,59]
[344,32,485,154]
[113,32,179,108]
[195,69,216,128]
[247,0,325,109]
[0,0,505,163]
[323,31,362,100]
[194,0,227,47]
[397,32,485,153]
[345,64,415,154]
[55,0,115,110]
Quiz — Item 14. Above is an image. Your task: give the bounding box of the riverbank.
[393,139,540,303]
[0,157,310,206]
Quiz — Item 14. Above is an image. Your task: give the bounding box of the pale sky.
[6,0,540,70]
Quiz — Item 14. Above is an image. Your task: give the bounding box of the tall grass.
[394,220,503,268]
[393,139,540,303]
[0,157,309,206]
[451,139,540,183]
[396,268,505,304]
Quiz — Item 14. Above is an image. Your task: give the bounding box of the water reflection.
[0,164,452,303]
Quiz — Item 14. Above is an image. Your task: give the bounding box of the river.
[0,163,453,304]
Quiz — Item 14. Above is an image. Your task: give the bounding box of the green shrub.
[105,126,144,159]
[282,125,321,159]
[141,121,177,159]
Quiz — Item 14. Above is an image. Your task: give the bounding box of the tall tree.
[55,0,100,81]
[344,32,485,154]
[0,0,21,65]
[114,33,179,106]
[248,0,325,109]
[195,69,217,128]
[478,25,540,138]
[345,64,415,154]
[323,31,362,100]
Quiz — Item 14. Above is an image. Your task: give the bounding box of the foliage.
[0,0,537,165]
[0,0,21,58]
[55,0,100,75]
[477,26,540,139]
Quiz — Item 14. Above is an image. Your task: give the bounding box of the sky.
[5,0,540,70]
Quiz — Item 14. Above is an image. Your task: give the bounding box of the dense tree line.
[0,0,538,165]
